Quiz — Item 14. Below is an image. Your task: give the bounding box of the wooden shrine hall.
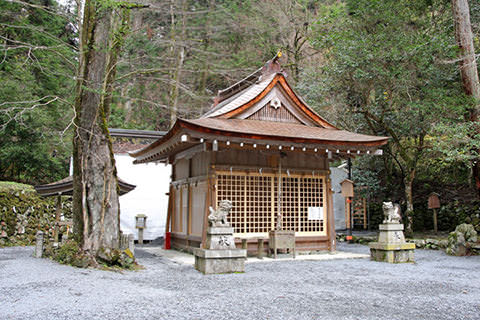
[130,54,388,253]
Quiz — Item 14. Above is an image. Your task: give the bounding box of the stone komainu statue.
[208,200,233,227]
[382,201,402,224]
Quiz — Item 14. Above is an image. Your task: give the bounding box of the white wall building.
[110,128,169,241]
[330,165,348,230]
[115,154,170,240]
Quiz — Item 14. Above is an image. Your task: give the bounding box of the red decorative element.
[346,235,353,241]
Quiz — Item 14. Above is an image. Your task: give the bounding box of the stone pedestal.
[193,226,246,274]
[369,223,415,263]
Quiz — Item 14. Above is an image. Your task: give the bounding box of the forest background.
[1,0,480,233]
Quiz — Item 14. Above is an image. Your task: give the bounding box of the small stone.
[438,240,448,248]
[413,239,425,248]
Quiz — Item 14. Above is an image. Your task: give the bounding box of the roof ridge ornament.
[270,97,281,109]
[258,52,284,83]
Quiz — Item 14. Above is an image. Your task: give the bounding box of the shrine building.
[130,54,388,253]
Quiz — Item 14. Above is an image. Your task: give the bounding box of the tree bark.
[404,168,415,236]
[198,0,214,107]
[72,0,127,254]
[167,0,186,128]
[452,0,480,197]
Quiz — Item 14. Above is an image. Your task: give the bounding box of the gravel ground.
[1,244,479,320]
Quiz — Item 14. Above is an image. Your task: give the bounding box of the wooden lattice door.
[216,171,327,237]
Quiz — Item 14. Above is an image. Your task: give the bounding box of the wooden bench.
[241,237,269,259]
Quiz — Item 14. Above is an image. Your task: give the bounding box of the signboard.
[428,193,440,209]
[308,207,324,220]
[340,179,354,198]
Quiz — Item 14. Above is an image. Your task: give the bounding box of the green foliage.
[44,240,93,268]
[44,240,139,269]
[437,201,480,233]
[310,0,464,137]
[53,240,81,264]
[0,182,73,247]
[304,0,478,228]
[0,0,76,184]
[446,223,478,256]
[2,0,480,235]
[366,202,384,230]
[0,181,34,193]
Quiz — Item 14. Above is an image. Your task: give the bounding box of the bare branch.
[436,53,480,65]
[6,0,75,19]
[0,23,77,50]
[0,96,59,130]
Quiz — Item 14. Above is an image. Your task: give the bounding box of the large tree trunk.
[452,0,480,197]
[72,0,126,254]
[198,0,214,111]
[166,0,186,128]
[404,168,415,236]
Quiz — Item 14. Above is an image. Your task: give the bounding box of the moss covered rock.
[446,224,478,256]
[0,182,72,247]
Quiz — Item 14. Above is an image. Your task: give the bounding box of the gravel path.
[1,244,479,320]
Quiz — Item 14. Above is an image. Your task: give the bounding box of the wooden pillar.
[363,198,367,230]
[201,170,214,248]
[165,185,173,234]
[345,200,351,229]
[186,184,192,249]
[54,194,61,243]
[179,186,183,234]
[327,177,336,252]
[187,184,192,235]
[171,187,176,233]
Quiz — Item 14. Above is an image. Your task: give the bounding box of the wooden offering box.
[269,230,295,259]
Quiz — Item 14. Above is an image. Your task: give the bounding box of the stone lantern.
[135,214,147,244]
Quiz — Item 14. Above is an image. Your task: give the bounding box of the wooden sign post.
[427,193,440,234]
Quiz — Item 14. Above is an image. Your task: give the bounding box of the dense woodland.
[1,0,480,233]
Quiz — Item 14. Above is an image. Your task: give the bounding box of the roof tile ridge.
[209,53,284,109]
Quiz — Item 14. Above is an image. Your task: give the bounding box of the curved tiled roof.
[183,118,388,146]
[35,176,136,197]
[202,73,276,118]
[130,55,389,162]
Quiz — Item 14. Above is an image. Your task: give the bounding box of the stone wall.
[0,188,72,247]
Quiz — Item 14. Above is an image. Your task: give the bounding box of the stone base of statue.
[369,223,415,263]
[193,226,246,274]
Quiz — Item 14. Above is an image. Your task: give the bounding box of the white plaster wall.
[330,166,348,230]
[115,154,171,240]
